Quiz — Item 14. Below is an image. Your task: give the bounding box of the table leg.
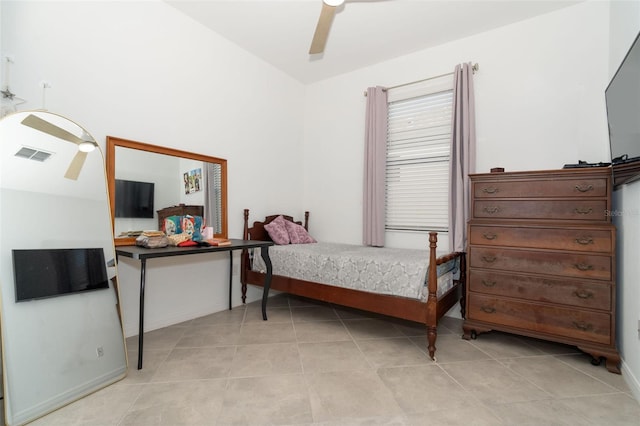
[137,259,146,370]
[260,246,272,321]
[228,251,233,310]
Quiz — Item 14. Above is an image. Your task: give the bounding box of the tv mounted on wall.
[12,248,109,302]
[606,29,640,187]
[114,179,155,218]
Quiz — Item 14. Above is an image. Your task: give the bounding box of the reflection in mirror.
[0,111,127,425]
[106,136,228,240]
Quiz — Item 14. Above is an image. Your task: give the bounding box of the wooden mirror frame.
[106,136,228,242]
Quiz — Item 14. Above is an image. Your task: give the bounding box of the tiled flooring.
[33,294,640,425]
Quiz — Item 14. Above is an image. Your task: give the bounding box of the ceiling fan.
[21,114,97,180]
[309,0,346,54]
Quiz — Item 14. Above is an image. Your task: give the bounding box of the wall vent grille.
[14,147,53,162]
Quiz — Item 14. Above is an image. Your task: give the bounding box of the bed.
[240,209,466,360]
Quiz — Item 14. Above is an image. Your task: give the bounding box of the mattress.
[250,242,459,300]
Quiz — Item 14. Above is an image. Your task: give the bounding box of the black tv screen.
[606,30,640,167]
[115,179,155,218]
[12,248,109,302]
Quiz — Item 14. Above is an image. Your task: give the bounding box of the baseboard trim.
[621,358,640,403]
[123,287,264,337]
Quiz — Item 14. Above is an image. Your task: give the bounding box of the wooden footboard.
[241,209,466,360]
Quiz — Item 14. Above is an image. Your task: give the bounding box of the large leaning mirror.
[105,137,228,241]
[0,111,127,425]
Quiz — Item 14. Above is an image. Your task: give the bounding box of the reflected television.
[114,179,155,218]
[12,248,109,302]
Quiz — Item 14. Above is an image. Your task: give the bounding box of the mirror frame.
[106,136,228,240]
[1,112,128,425]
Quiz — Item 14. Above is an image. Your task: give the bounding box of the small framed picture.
[184,168,202,194]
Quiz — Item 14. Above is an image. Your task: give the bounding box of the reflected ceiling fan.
[21,114,97,180]
[309,0,346,54]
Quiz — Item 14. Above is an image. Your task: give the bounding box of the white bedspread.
[250,242,458,301]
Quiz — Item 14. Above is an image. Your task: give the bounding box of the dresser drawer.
[469,247,611,280]
[469,225,613,252]
[473,200,608,221]
[468,294,611,345]
[473,178,608,199]
[469,270,611,310]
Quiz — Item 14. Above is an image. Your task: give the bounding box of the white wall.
[302,0,610,250]
[1,0,306,336]
[609,0,640,403]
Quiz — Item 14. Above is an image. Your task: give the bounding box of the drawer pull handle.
[574,290,594,299]
[482,232,498,240]
[575,263,594,271]
[574,207,593,215]
[482,187,499,194]
[481,306,496,314]
[573,322,593,332]
[575,184,594,193]
[482,280,497,287]
[575,236,594,245]
[481,255,497,263]
[483,206,500,214]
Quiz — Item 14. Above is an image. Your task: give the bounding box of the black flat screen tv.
[115,179,155,218]
[12,248,109,302]
[606,29,640,183]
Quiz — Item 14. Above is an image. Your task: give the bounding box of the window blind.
[205,162,223,234]
[385,75,453,232]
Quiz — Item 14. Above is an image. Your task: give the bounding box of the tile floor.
[32,294,640,425]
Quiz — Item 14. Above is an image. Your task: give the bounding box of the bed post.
[426,232,438,360]
[459,252,467,319]
[241,209,250,303]
[304,211,309,230]
[243,209,250,239]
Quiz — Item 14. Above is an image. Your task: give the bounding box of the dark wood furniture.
[116,239,274,369]
[157,204,204,230]
[240,209,466,360]
[462,167,621,373]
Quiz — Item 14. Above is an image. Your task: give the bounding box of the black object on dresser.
[462,167,621,374]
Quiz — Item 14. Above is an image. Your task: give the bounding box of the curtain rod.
[363,62,479,96]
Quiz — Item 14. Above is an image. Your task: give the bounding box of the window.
[385,75,454,232]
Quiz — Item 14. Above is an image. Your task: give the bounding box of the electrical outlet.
[96,346,104,358]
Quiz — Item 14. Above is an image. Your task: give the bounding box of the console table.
[115,239,274,369]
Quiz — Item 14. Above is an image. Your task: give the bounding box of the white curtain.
[449,63,477,252]
[363,86,388,247]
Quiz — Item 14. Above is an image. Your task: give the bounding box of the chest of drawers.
[462,168,621,373]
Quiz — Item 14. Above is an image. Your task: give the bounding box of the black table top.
[115,239,273,260]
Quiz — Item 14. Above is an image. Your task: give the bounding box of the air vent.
[14,146,53,162]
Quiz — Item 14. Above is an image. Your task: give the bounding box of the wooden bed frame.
[240,209,466,360]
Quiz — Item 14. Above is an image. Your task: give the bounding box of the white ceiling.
[165,0,583,84]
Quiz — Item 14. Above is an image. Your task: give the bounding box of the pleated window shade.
[385,74,453,232]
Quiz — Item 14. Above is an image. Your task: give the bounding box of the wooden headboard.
[243,209,309,242]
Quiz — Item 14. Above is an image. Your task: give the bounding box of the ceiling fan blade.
[64,151,88,180]
[309,2,337,54]
[21,114,84,145]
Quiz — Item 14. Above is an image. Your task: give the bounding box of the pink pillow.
[264,215,290,245]
[285,220,316,244]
